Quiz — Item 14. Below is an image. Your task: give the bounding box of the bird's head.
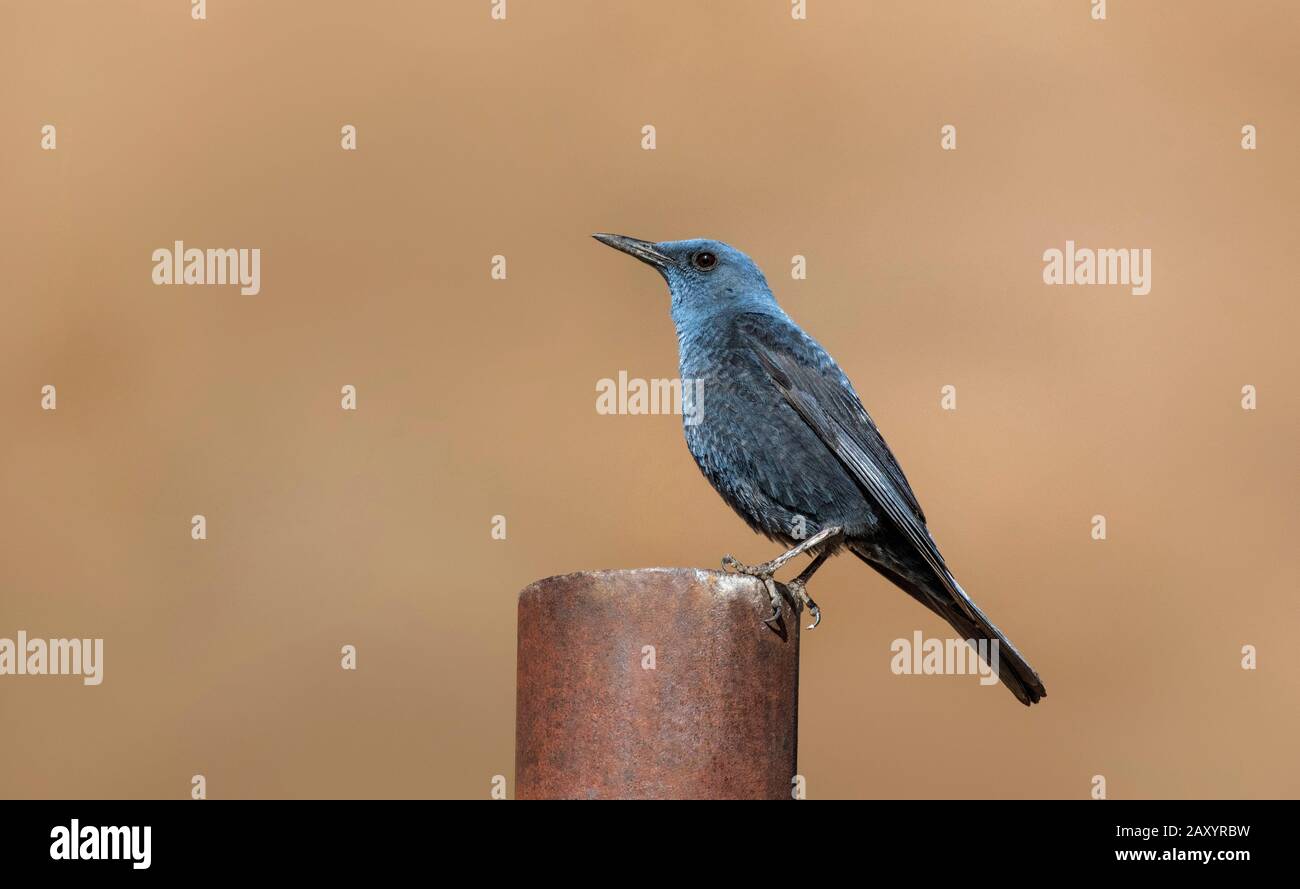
[593,234,779,324]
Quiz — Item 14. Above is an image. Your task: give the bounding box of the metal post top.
[515,566,800,799]
[519,566,781,603]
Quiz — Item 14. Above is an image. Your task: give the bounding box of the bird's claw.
[787,579,822,630]
[721,554,791,627]
[761,577,783,626]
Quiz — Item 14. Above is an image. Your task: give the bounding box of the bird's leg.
[721,525,842,625]
[721,525,842,578]
[786,549,831,630]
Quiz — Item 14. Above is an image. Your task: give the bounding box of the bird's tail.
[849,543,1047,706]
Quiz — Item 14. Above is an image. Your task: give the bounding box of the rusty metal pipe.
[515,568,800,800]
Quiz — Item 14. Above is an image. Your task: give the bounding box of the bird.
[593,233,1046,706]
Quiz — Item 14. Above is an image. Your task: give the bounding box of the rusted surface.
[515,568,800,800]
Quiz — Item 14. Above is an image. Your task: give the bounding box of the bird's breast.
[676,343,879,540]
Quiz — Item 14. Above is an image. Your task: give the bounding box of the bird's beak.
[592,233,673,270]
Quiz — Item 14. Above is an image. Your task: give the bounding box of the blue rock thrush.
[593,234,1046,706]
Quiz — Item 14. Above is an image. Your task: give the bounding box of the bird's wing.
[737,313,979,621]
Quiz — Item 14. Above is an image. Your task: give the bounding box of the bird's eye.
[692,251,718,271]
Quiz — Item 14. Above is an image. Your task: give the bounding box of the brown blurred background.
[1,1,1296,799]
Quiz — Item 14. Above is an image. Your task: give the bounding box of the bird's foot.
[722,555,784,625]
[721,553,780,578]
[786,578,821,630]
